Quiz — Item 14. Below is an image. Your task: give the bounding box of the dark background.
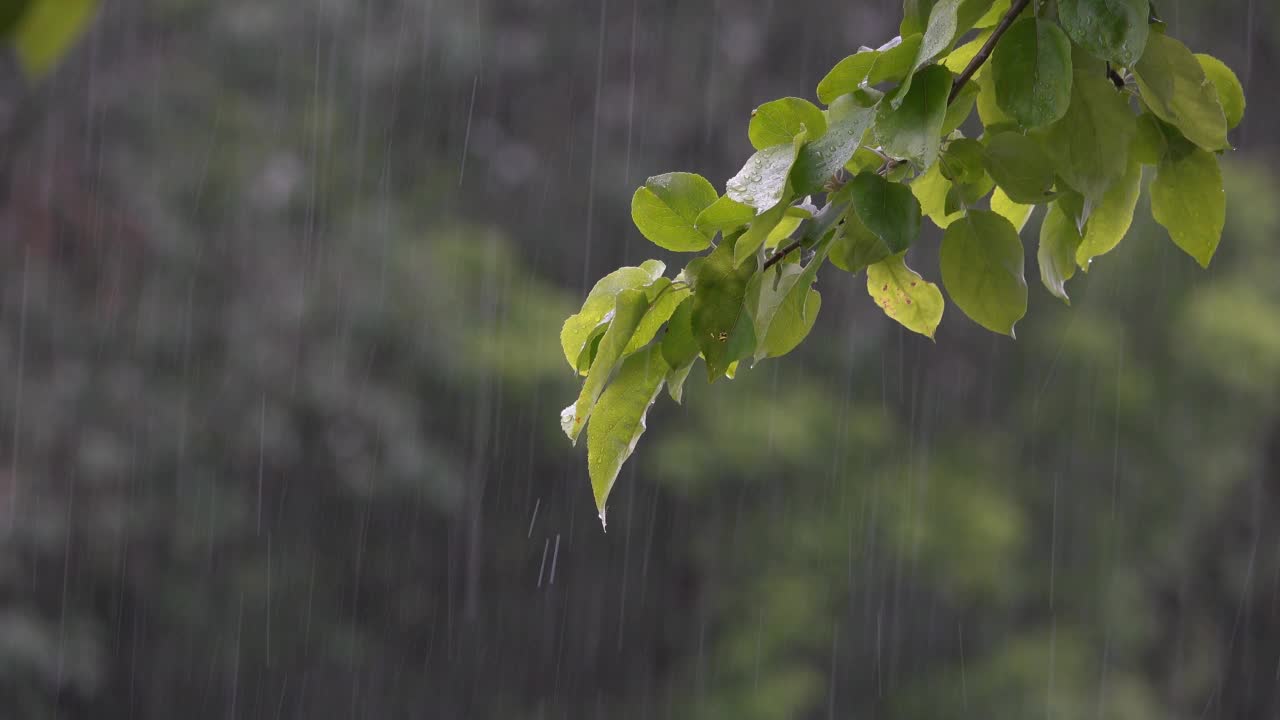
[1,0,1278,717]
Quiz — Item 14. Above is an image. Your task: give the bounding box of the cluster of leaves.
[560,0,1245,527]
[1,0,97,80]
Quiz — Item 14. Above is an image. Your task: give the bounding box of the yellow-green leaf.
[1194,53,1245,130]
[587,347,669,528]
[940,209,1027,336]
[1151,141,1225,268]
[867,253,945,338]
[631,172,719,251]
[1133,32,1228,152]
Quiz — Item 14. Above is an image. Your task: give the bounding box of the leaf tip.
[598,506,608,532]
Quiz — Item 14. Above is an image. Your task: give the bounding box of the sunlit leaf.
[1133,32,1228,151]
[1194,53,1245,130]
[1075,157,1142,269]
[1037,200,1082,304]
[940,209,1027,336]
[561,288,650,443]
[867,253,945,338]
[1151,138,1225,268]
[817,51,879,105]
[911,161,964,229]
[694,195,756,236]
[990,187,1033,232]
[561,260,665,371]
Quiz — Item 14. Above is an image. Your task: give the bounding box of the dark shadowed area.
[0,0,1278,717]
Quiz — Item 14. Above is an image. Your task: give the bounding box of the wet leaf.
[1058,0,1149,67]
[991,17,1072,128]
[694,195,756,236]
[1039,69,1135,208]
[1037,200,1082,303]
[817,51,879,104]
[749,97,827,149]
[791,89,880,195]
[874,64,951,169]
[1194,53,1245,130]
[1075,157,1142,268]
[982,131,1056,204]
[691,235,758,380]
[561,288,650,443]
[631,172,719,251]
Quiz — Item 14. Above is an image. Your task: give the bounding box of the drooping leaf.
[746,262,823,361]
[694,195,756,236]
[561,288,650,443]
[1151,138,1225,268]
[631,172,719,251]
[665,357,695,404]
[734,202,789,266]
[1194,53,1245,130]
[867,35,925,87]
[10,0,97,80]
[874,64,952,169]
[1037,200,1082,304]
[561,260,665,370]
[982,131,1056,204]
[623,280,693,355]
[848,171,922,254]
[901,0,936,36]
[941,79,980,135]
[1075,157,1142,268]
[911,161,964,229]
[991,17,1073,128]
[1133,32,1229,151]
[990,188,1033,231]
[1058,0,1149,67]
[817,51,880,104]
[867,253,945,338]
[749,97,828,149]
[831,208,893,274]
[940,209,1027,336]
[753,227,838,359]
[1039,69,1135,209]
[691,235,758,380]
[791,89,880,195]
[587,347,669,527]
[1132,112,1169,165]
[891,0,964,106]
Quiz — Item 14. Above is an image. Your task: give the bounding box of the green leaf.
[831,208,893,273]
[976,67,1016,128]
[817,51,879,105]
[561,260,665,371]
[941,79,980,135]
[623,280,693,355]
[1132,112,1169,165]
[982,131,1056,204]
[749,97,828,150]
[661,297,699,369]
[943,28,992,74]
[901,0,935,36]
[940,138,987,186]
[561,288,650,443]
[726,135,804,211]
[694,195,756,236]
[867,35,925,86]
[940,209,1028,336]
[1195,53,1245,130]
[968,0,1006,28]
[691,235,758,380]
[587,346,669,528]
[874,64,952,169]
[1075,157,1142,268]
[1058,0,1149,67]
[666,357,695,404]
[911,161,965,229]
[1037,200,1082,304]
[11,0,97,80]
[746,262,822,361]
[848,171,922,254]
[1039,69,1135,209]
[735,202,788,266]
[630,172,719,251]
[991,188,1033,232]
[0,0,33,38]
[867,253,945,338]
[1133,32,1229,151]
[1151,139,1225,268]
[791,90,880,195]
[896,0,964,102]
[991,18,1073,128]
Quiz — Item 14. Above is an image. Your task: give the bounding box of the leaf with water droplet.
[1058,0,1149,67]
[631,172,719,251]
[991,17,1073,128]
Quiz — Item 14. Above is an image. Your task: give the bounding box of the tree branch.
[762,0,1033,271]
[948,0,1032,103]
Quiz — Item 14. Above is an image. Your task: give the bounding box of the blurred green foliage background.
[0,0,1276,717]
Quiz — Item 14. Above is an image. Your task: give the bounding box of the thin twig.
[762,0,1031,271]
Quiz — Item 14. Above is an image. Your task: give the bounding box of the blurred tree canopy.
[0,0,1277,718]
